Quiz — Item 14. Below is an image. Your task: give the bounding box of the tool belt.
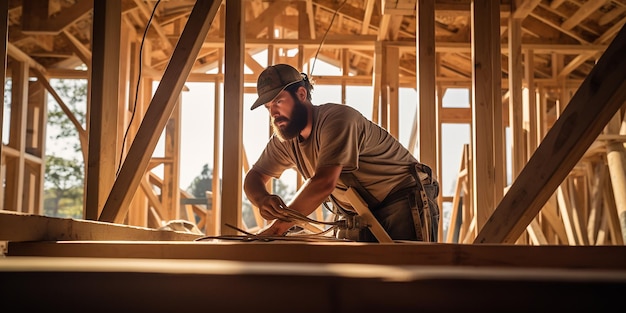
[335,163,439,242]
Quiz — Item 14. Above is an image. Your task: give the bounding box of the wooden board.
[0,210,201,241]
[0,256,624,312]
[6,240,626,270]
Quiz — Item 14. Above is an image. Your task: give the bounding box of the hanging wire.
[310,0,348,78]
[117,0,162,176]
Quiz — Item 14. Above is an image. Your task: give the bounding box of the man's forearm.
[243,170,270,207]
[287,175,335,217]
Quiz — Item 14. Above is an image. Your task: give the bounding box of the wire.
[310,0,348,78]
[201,207,353,242]
[117,0,162,176]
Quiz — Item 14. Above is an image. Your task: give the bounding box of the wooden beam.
[32,69,87,160]
[221,0,244,235]
[416,0,437,173]
[0,0,8,167]
[98,0,221,223]
[21,0,93,35]
[245,1,289,38]
[470,0,501,232]
[1,256,625,311]
[561,0,610,31]
[132,0,173,52]
[4,60,29,212]
[605,111,626,242]
[508,16,525,178]
[59,30,91,65]
[512,0,541,19]
[345,188,393,243]
[5,240,626,270]
[474,25,626,243]
[86,0,122,220]
[0,210,201,241]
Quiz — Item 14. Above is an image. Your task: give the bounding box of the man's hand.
[257,194,291,221]
[256,220,292,237]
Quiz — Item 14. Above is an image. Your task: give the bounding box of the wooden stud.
[475,25,626,243]
[98,0,221,223]
[345,187,393,243]
[86,0,122,220]
[470,0,500,232]
[416,0,437,170]
[221,0,244,235]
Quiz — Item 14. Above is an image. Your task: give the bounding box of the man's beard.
[272,95,308,141]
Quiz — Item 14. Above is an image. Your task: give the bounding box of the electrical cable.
[117,0,162,176]
[309,0,348,78]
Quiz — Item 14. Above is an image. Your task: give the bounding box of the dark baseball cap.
[250,64,304,110]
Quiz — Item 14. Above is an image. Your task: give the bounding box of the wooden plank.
[446,145,469,243]
[512,0,541,19]
[211,74,222,236]
[416,0,437,170]
[525,49,537,157]
[245,1,289,38]
[21,0,93,34]
[586,162,605,244]
[60,30,91,66]
[470,0,500,232]
[132,0,173,52]
[4,61,29,212]
[5,241,626,270]
[32,69,87,159]
[508,16,525,178]
[0,0,8,206]
[1,257,625,312]
[605,111,626,242]
[86,0,121,221]
[98,0,221,224]
[386,45,399,138]
[603,175,624,244]
[221,0,244,235]
[541,196,570,244]
[526,219,548,245]
[561,0,610,31]
[345,187,393,243]
[557,181,581,245]
[0,210,201,241]
[161,97,181,221]
[475,25,626,243]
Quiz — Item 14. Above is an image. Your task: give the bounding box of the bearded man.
[243,64,440,242]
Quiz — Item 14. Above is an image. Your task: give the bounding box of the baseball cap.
[250,64,304,110]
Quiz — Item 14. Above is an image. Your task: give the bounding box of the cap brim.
[250,80,303,110]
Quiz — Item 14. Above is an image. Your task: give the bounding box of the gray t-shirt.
[252,103,424,211]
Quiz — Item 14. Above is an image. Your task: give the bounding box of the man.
[244,63,440,242]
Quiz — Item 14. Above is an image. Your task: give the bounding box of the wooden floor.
[2,241,626,312]
[1,255,625,312]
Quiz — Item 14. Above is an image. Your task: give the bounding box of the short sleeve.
[251,135,296,178]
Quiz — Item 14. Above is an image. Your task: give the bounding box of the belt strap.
[410,164,432,242]
[339,163,433,241]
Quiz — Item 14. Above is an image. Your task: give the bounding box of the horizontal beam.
[1,256,623,311]
[199,37,608,53]
[0,210,201,241]
[6,240,626,270]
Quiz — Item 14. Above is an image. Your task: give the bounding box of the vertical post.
[87,0,121,220]
[416,0,437,172]
[221,0,244,235]
[470,0,501,232]
[508,15,524,179]
[0,0,8,207]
